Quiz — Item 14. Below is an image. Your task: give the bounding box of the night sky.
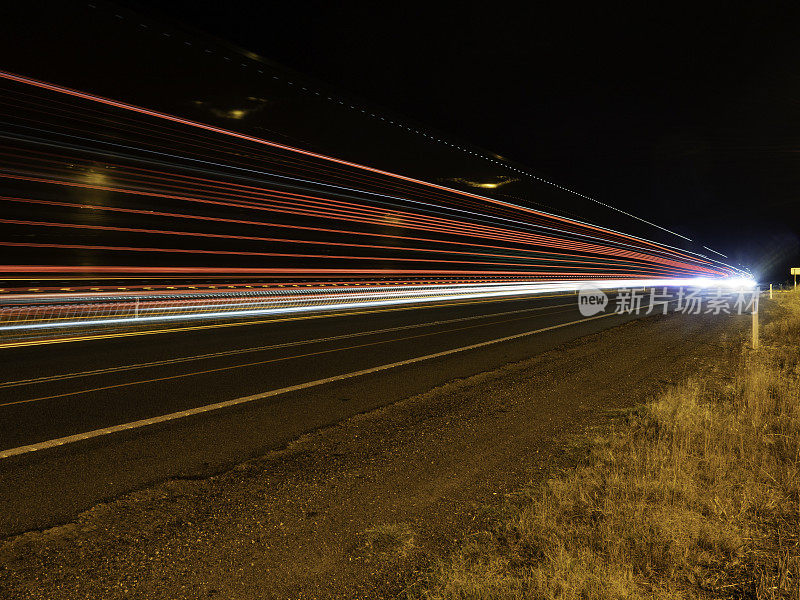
[122,1,800,281]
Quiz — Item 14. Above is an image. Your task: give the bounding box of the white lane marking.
[0,302,574,389]
[0,310,618,459]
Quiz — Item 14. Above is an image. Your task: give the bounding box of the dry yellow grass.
[418,290,800,599]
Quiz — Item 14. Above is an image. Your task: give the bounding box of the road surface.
[0,290,676,535]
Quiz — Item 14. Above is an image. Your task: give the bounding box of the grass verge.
[416,290,800,599]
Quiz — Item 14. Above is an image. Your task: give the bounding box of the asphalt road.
[0,290,668,535]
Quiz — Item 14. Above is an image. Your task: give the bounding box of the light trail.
[0,278,755,337]
[0,69,752,344]
[0,70,690,241]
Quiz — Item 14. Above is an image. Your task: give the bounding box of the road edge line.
[0,310,615,459]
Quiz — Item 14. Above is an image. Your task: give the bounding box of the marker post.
[752,287,759,350]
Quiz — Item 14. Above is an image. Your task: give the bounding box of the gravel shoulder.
[0,311,745,599]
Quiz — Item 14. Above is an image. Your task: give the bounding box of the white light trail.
[0,276,756,334]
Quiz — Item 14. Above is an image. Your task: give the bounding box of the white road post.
[752,287,759,350]
[770,283,773,299]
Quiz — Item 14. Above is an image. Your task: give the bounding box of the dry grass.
[417,290,800,599]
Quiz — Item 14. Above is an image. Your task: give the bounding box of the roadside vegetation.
[417,290,800,599]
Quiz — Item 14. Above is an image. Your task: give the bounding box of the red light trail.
[0,69,748,342]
